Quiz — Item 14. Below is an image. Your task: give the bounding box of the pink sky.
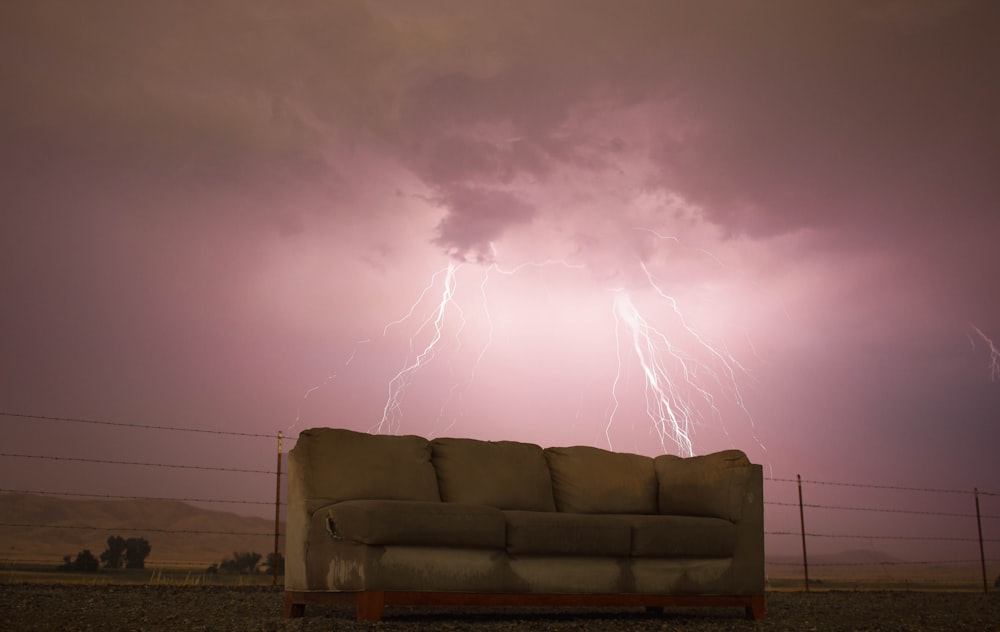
[2,2,999,558]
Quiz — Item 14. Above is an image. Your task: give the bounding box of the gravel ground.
[2,585,998,631]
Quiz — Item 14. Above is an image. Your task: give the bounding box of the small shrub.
[124,537,152,569]
[263,552,284,575]
[218,552,261,574]
[100,535,127,569]
[99,535,151,569]
[59,549,100,572]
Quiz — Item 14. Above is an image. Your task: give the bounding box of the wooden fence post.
[273,431,283,586]
[975,488,987,594]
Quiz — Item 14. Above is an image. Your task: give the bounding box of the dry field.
[2,566,276,587]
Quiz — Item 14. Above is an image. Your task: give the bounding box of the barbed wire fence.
[0,411,291,585]
[1,411,997,591]
[764,475,998,593]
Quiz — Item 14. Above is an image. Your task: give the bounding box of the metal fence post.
[798,474,810,592]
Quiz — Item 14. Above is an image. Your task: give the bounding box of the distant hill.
[0,493,281,567]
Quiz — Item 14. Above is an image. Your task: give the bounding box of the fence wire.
[768,475,996,496]
[0,488,283,507]
[765,499,999,520]
[0,452,276,475]
[0,411,276,439]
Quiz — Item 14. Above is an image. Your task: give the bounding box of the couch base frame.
[284,590,765,621]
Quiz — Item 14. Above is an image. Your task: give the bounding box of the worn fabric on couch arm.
[655,450,752,522]
[293,427,440,514]
[431,437,556,511]
[544,445,657,514]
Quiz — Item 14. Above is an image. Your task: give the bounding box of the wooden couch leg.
[746,594,765,620]
[284,593,305,618]
[357,590,385,622]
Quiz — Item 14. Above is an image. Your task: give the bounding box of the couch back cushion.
[431,437,556,511]
[292,427,440,513]
[655,449,751,521]
[544,446,657,514]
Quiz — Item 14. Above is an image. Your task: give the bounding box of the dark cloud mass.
[432,186,536,261]
[650,0,1000,241]
[1,1,999,542]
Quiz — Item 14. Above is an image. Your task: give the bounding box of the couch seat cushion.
[431,437,557,511]
[504,510,632,556]
[544,445,657,514]
[293,428,440,513]
[629,515,737,557]
[655,450,752,521]
[324,500,505,549]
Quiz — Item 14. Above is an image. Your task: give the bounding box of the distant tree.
[124,537,152,569]
[263,552,284,575]
[218,551,262,574]
[100,535,127,569]
[60,549,100,572]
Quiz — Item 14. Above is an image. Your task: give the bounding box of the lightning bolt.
[288,339,369,432]
[970,324,1000,382]
[611,291,696,456]
[607,263,754,457]
[375,262,464,434]
[371,248,591,435]
[423,265,497,437]
[640,262,752,416]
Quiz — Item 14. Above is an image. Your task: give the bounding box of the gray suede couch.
[284,427,764,621]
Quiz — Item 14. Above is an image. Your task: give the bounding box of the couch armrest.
[284,446,311,591]
[731,463,764,594]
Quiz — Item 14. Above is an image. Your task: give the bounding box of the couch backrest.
[291,427,753,521]
[544,445,658,514]
[290,427,440,513]
[431,437,556,511]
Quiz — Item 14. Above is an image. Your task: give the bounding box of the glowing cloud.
[331,230,757,457]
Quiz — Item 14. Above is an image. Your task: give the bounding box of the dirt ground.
[2,585,999,631]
